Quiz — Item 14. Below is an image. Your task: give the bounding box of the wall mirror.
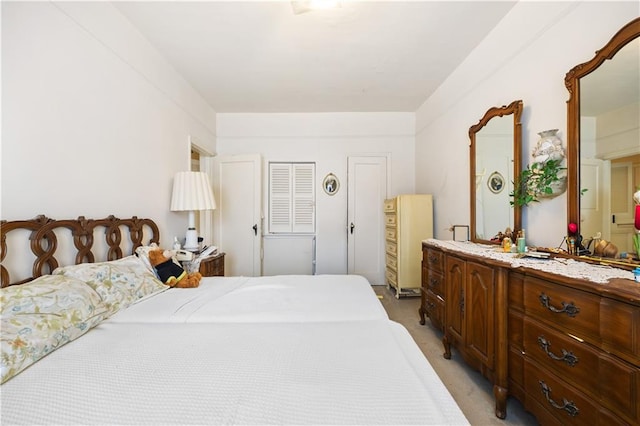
[322,173,340,195]
[566,18,639,254]
[470,100,523,244]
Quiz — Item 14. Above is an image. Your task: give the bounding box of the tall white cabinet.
[384,194,433,298]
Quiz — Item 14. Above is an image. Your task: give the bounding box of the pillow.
[0,274,107,383]
[134,243,160,274]
[1,274,106,320]
[52,256,168,316]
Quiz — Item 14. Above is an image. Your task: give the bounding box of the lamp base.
[184,228,199,251]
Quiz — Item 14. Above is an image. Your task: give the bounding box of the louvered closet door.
[269,163,315,233]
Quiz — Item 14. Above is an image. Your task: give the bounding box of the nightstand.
[198,252,225,277]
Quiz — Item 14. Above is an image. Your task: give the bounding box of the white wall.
[1,1,217,243]
[595,103,640,159]
[216,113,415,274]
[415,1,638,248]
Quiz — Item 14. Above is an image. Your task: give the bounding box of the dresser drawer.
[598,352,640,424]
[386,241,397,256]
[424,290,445,331]
[383,198,396,212]
[385,214,397,226]
[424,248,444,274]
[600,298,640,362]
[508,344,525,402]
[426,270,444,297]
[386,267,397,286]
[525,359,598,425]
[385,226,397,242]
[386,253,397,270]
[524,317,599,394]
[524,277,600,341]
[508,272,524,311]
[509,309,524,350]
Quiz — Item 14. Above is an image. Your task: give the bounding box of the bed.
[0,215,469,425]
[105,274,389,324]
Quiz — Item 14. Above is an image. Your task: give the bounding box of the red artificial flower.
[635,204,640,230]
[568,222,578,235]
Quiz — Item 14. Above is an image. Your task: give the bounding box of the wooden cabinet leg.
[418,306,426,325]
[442,334,452,359]
[493,384,507,419]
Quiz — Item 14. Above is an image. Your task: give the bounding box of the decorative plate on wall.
[322,173,339,195]
[488,171,504,194]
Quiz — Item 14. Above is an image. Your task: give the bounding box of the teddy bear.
[147,248,202,288]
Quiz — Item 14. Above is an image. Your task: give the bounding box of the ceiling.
[113,1,517,113]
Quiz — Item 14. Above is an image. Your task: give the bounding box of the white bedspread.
[1,320,468,425]
[107,274,389,323]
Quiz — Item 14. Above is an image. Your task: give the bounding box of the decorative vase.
[531,129,566,199]
[532,129,564,164]
[537,176,567,199]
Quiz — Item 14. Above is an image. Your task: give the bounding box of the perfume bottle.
[517,229,526,253]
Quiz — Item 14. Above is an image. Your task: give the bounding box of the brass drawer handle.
[539,380,579,417]
[429,277,439,287]
[428,254,438,264]
[539,293,580,317]
[537,336,579,367]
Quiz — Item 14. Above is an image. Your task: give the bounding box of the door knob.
[252,224,257,235]
[350,222,355,234]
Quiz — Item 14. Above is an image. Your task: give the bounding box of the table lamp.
[170,171,216,251]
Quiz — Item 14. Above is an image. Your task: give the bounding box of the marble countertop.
[423,239,635,284]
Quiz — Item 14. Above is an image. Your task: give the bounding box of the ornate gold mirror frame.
[469,100,523,244]
[565,18,640,236]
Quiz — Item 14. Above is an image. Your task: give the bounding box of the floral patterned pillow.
[52,256,168,316]
[1,274,107,383]
[134,243,160,274]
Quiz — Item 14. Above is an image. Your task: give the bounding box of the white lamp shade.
[170,172,216,211]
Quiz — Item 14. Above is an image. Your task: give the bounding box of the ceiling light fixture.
[291,1,341,15]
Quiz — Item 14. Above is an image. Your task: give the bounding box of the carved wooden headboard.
[0,215,160,288]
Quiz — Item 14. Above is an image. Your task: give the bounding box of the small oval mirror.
[322,173,339,196]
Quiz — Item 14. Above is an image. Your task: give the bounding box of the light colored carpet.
[374,286,538,426]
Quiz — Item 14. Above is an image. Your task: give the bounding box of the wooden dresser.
[510,271,639,425]
[384,195,433,298]
[420,240,640,424]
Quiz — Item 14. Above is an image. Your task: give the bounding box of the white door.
[610,161,636,252]
[579,158,606,242]
[212,155,262,276]
[347,156,388,285]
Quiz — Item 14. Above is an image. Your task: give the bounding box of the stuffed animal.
[147,248,201,288]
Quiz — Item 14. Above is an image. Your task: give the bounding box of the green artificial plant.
[510,159,566,207]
